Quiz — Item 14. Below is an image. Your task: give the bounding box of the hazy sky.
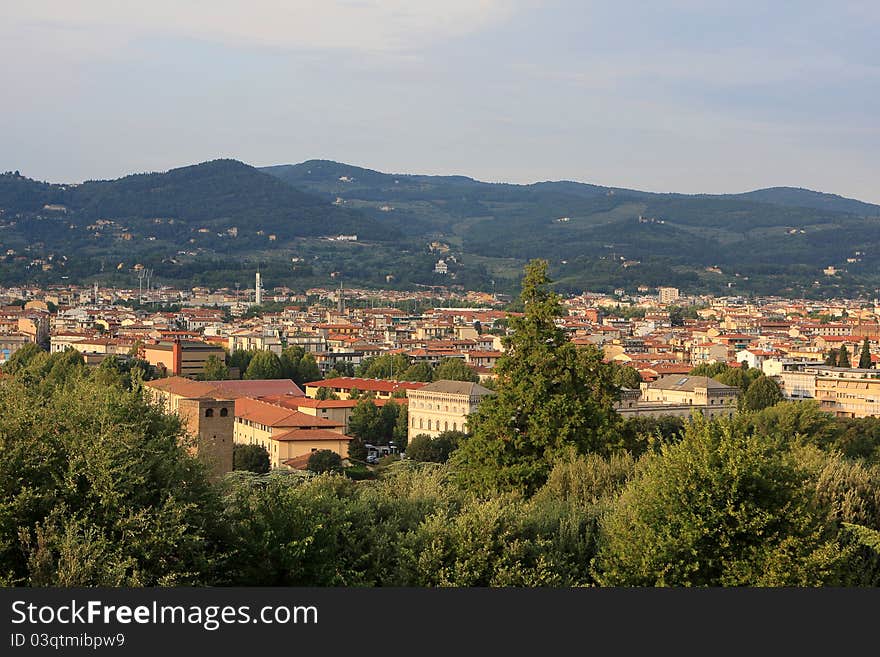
[2,1,878,201]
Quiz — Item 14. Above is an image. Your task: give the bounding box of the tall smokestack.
[255,271,262,305]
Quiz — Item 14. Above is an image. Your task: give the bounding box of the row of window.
[411,417,463,432]
[204,408,229,417]
[411,401,467,413]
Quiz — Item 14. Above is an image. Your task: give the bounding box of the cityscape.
[2,6,880,639]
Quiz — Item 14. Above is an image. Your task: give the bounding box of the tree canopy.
[451,259,621,496]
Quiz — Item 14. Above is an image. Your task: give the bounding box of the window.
[419,418,423,429]
[220,408,228,417]
[205,408,214,417]
[444,421,448,431]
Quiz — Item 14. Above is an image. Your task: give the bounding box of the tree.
[307,449,343,474]
[297,354,321,385]
[279,345,305,382]
[244,350,283,380]
[594,416,846,586]
[434,357,479,383]
[347,436,368,462]
[348,398,383,444]
[315,386,339,400]
[825,349,839,367]
[611,363,642,389]
[393,405,409,451]
[859,338,872,369]
[0,375,223,585]
[401,362,434,382]
[742,374,783,411]
[201,354,229,381]
[0,342,43,375]
[451,259,621,496]
[838,344,851,369]
[228,349,256,378]
[406,431,464,463]
[233,444,270,473]
[357,353,410,380]
[379,400,402,445]
[689,362,729,378]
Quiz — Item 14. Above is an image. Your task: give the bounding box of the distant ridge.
[263,160,880,216]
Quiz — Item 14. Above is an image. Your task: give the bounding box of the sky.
[2,1,878,202]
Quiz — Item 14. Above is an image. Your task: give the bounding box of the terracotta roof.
[282,454,313,470]
[234,397,334,428]
[413,380,494,396]
[304,377,427,394]
[271,429,350,442]
[206,379,304,398]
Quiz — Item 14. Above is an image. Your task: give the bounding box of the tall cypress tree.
[838,344,851,369]
[450,259,620,496]
[859,338,872,369]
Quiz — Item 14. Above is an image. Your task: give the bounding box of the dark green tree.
[859,338,872,369]
[233,444,270,473]
[825,349,839,367]
[297,354,321,385]
[244,350,283,380]
[393,404,409,451]
[434,357,480,382]
[357,354,410,380]
[307,449,343,474]
[401,362,434,382]
[279,345,305,382]
[451,259,621,496]
[315,386,339,400]
[347,436,368,462]
[201,354,229,381]
[406,431,464,463]
[838,344,851,368]
[348,398,383,444]
[611,363,642,389]
[228,349,257,379]
[742,374,783,411]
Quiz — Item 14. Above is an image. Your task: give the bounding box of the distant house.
[434,259,449,274]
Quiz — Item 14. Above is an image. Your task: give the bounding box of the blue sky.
[2,1,878,202]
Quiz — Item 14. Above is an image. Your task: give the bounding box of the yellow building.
[406,379,493,440]
[233,397,350,469]
[638,374,740,418]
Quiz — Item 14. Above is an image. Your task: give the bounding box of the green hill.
[2,158,880,298]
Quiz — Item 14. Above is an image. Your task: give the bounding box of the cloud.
[7,0,514,53]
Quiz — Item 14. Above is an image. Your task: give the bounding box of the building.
[233,397,350,469]
[406,379,494,440]
[0,333,33,364]
[303,376,427,400]
[176,398,235,480]
[637,374,740,418]
[433,259,449,274]
[658,287,680,304]
[144,339,226,378]
[142,377,235,479]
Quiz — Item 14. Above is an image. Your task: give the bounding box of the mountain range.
[2,158,879,298]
